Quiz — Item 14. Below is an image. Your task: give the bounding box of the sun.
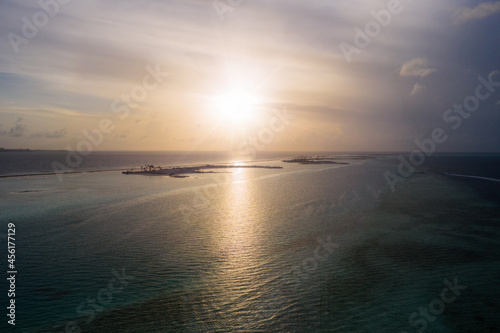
[213,89,261,124]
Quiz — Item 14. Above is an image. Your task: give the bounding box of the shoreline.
[122,164,283,177]
[0,168,133,179]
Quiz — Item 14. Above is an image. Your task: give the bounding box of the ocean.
[0,151,499,332]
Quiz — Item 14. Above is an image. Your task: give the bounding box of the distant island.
[0,148,34,152]
[0,148,68,152]
[122,164,283,177]
[282,156,350,165]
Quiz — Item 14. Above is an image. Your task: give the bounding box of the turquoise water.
[1,154,499,332]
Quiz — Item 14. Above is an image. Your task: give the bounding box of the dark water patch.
[46,290,72,301]
[442,272,500,333]
[33,287,56,295]
[317,170,500,331]
[35,291,192,332]
[449,177,500,204]
[423,154,500,204]
[38,287,258,333]
[378,240,483,268]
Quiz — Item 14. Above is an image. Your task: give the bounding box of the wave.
[443,173,500,183]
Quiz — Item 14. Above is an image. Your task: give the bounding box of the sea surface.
[0,151,499,332]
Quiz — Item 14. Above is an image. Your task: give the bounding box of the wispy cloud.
[400,58,436,78]
[0,0,499,151]
[0,123,26,137]
[454,1,500,24]
[31,128,67,139]
[410,83,426,96]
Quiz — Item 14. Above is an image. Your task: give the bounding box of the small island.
[122,164,282,177]
[0,148,34,152]
[282,156,349,165]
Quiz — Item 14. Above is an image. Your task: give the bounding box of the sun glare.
[213,89,261,124]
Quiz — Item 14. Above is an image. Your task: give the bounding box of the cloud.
[410,83,426,96]
[454,2,500,24]
[0,124,26,137]
[0,0,499,151]
[400,58,436,77]
[31,128,67,139]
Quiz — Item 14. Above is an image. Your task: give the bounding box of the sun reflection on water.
[206,167,274,328]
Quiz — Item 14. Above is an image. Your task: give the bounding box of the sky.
[0,0,499,152]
